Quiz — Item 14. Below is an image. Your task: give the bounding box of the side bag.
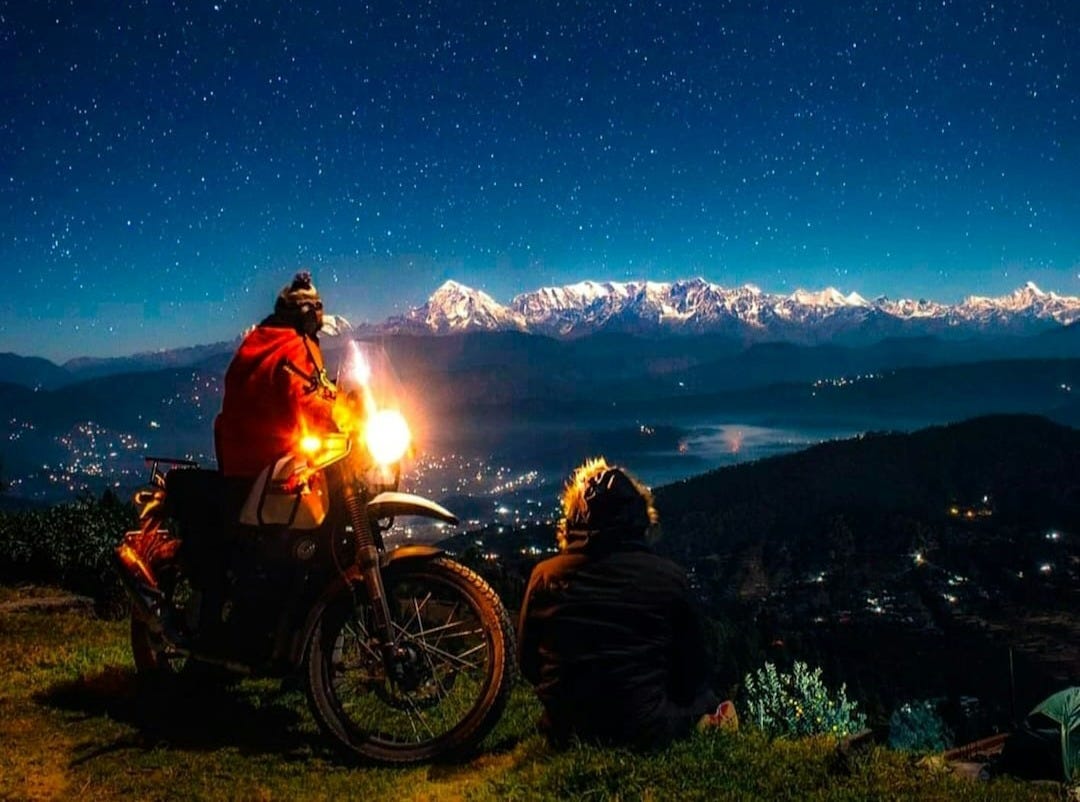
[239,455,328,529]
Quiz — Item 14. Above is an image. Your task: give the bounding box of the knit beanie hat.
[275,271,321,314]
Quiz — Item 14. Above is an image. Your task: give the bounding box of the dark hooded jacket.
[517,533,717,749]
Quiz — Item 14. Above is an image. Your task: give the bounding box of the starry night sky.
[3,1,1079,361]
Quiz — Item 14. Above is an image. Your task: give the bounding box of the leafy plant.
[0,491,135,607]
[743,660,866,738]
[888,698,954,753]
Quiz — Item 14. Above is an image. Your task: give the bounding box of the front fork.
[339,478,404,672]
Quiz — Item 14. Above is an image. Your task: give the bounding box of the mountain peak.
[789,287,866,307]
[320,313,353,337]
[406,280,526,334]
[845,291,869,306]
[433,279,474,295]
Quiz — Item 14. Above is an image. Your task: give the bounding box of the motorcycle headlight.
[364,409,410,466]
[299,434,323,456]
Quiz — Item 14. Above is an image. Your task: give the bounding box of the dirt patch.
[0,596,95,614]
[0,585,94,614]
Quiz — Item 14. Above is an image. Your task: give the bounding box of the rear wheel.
[130,556,195,677]
[305,557,515,763]
[129,554,230,687]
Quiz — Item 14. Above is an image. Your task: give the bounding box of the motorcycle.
[113,340,515,763]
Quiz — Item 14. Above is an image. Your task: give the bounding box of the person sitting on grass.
[517,457,724,750]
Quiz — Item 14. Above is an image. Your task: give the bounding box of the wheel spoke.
[403,692,438,741]
[431,600,461,651]
[410,599,451,699]
[399,619,483,639]
[400,591,433,633]
[342,619,381,663]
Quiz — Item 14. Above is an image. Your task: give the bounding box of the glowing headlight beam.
[347,340,371,387]
[364,409,411,465]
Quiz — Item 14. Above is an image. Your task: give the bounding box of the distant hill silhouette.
[3,323,1076,390]
[62,339,240,382]
[364,332,1080,415]
[622,358,1080,429]
[0,353,72,390]
[655,414,1079,565]
[0,367,218,433]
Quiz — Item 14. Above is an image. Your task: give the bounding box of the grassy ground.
[0,590,1064,801]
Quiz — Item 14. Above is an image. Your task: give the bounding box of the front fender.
[379,543,444,568]
[367,491,458,525]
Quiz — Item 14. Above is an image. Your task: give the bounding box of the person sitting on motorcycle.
[214,270,338,479]
[517,457,719,750]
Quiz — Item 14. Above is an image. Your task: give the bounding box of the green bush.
[888,698,954,752]
[743,660,867,738]
[0,491,135,607]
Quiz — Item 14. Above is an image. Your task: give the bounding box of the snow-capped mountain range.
[385,278,1080,343]
[23,278,1077,384]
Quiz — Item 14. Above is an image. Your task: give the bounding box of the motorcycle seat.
[164,467,227,535]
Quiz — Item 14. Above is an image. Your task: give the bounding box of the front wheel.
[305,557,515,763]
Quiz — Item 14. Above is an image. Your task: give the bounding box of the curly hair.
[556,456,659,551]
